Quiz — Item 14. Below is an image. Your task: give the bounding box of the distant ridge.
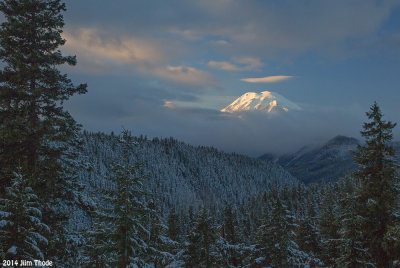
[260,135,400,184]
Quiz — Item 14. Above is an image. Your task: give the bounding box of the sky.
[59,0,400,156]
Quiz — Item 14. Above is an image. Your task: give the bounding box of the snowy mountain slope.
[260,135,400,184]
[221,91,301,113]
[70,131,299,230]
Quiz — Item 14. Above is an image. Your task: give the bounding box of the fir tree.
[0,0,87,263]
[318,186,341,266]
[220,204,243,267]
[296,198,321,266]
[81,210,114,267]
[253,197,292,267]
[337,180,369,267]
[383,224,400,267]
[167,209,181,242]
[183,207,219,267]
[222,204,237,245]
[0,172,50,261]
[352,102,399,267]
[253,196,314,267]
[103,130,149,267]
[145,200,174,267]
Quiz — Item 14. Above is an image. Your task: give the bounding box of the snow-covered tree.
[318,185,341,266]
[252,197,292,267]
[252,196,317,267]
[106,131,150,267]
[183,207,220,267]
[0,0,87,263]
[296,198,322,265]
[81,210,114,267]
[383,224,400,267]
[167,209,181,242]
[351,102,399,267]
[144,200,175,267]
[221,204,240,266]
[337,183,370,267]
[0,172,49,261]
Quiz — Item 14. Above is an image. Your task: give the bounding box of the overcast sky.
[61,0,400,156]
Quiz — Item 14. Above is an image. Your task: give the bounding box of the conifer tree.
[319,186,341,266]
[296,198,321,265]
[0,172,50,261]
[106,131,150,267]
[253,196,314,267]
[183,207,219,267]
[167,209,181,242]
[81,210,114,267]
[338,190,369,267]
[0,0,87,263]
[220,204,247,267]
[145,200,174,267]
[351,102,398,267]
[222,204,237,245]
[253,197,292,267]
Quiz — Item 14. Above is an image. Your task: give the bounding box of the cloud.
[154,65,217,86]
[63,28,165,65]
[240,75,293,83]
[169,29,203,41]
[63,0,400,61]
[63,28,217,88]
[172,0,400,58]
[208,61,240,71]
[234,57,263,69]
[213,40,229,45]
[208,57,262,71]
[163,101,176,109]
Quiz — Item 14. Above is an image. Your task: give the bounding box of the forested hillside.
[72,131,297,223]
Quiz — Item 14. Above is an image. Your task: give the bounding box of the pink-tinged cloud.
[63,28,165,65]
[154,65,216,85]
[163,101,176,109]
[208,57,263,71]
[63,28,216,87]
[240,75,293,83]
[234,57,263,69]
[208,61,240,71]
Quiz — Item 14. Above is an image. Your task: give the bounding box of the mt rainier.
[221,91,301,114]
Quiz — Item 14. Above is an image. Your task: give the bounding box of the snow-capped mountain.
[221,91,301,113]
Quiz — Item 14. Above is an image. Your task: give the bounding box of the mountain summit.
[221,91,301,113]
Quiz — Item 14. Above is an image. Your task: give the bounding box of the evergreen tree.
[352,102,399,267]
[337,180,370,267]
[253,196,314,267]
[0,172,50,261]
[145,200,174,267]
[222,204,237,245]
[107,131,150,267]
[220,204,250,267]
[167,209,181,242]
[296,198,322,266]
[183,207,219,267]
[0,0,87,263]
[253,197,292,267]
[383,224,400,267]
[81,210,114,267]
[318,186,341,266]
